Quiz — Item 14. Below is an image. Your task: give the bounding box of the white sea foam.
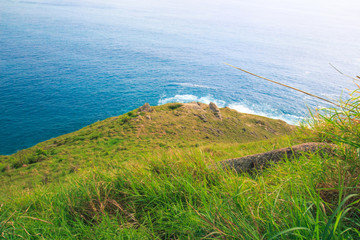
[175,83,215,89]
[158,94,303,125]
[227,103,257,115]
[266,114,304,125]
[158,94,198,105]
[227,103,304,125]
[158,94,226,107]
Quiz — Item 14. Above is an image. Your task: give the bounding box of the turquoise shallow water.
[1,0,360,155]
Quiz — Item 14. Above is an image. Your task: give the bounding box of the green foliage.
[0,163,7,172]
[89,132,102,140]
[311,86,360,149]
[8,148,48,169]
[1,100,360,239]
[127,111,137,118]
[1,148,359,239]
[168,103,183,110]
[120,116,131,125]
[106,138,123,146]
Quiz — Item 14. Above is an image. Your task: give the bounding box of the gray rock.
[138,103,152,113]
[209,102,222,120]
[183,102,203,111]
[209,102,219,112]
[215,142,336,173]
[198,114,208,122]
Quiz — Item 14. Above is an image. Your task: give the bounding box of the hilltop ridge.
[0,102,296,195]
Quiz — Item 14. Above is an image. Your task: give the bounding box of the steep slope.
[0,102,295,195]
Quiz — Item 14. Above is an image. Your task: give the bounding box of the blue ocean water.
[1,0,360,155]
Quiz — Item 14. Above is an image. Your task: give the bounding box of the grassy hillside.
[0,101,359,239]
[0,102,296,196]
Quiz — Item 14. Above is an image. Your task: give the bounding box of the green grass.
[0,102,295,196]
[0,101,359,239]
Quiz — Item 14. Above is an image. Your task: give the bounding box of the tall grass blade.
[268,227,310,240]
[321,194,358,240]
[329,63,359,82]
[224,62,342,108]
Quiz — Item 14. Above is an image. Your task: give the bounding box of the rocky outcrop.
[138,103,153,113]
[209,102,222,120]
[183,102,204,111]
[216,142,336,173]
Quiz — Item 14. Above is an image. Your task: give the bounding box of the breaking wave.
[158,94,226,107]
[158,94,304,125]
